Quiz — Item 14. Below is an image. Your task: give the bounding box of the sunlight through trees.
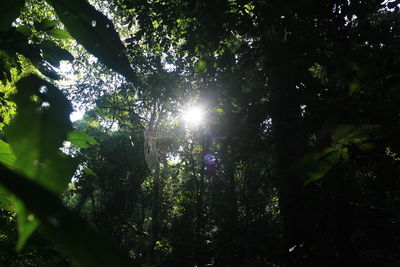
[1,0,400,266]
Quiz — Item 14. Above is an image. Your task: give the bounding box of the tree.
[0,0,140,265]
[1,0,400,266]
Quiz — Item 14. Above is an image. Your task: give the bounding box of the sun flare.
[182,106,204,126]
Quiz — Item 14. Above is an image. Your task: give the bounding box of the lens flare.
[182,106,204,125]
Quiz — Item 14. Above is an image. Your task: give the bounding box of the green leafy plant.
[0,0,139,265]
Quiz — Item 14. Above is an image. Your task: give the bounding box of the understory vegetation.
[1,0,400,266]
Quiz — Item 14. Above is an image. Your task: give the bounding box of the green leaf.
[0,0,25,31]
[287,124,382,185]
[0,140,16,167]
[45,0,136,81]
[36,19,58,31]
[8,30,60,79]
[2,75,77,250]
[304,151,340,184]
[349,80,360,94]
[0,52,15,83]
[308,63,327,84]
[0,164,135,267]
[0,186,13,211]
[84,167,97,177]
[37,62,60,80]
[67,131,98,148]
[0,186,38,251]
[5,75,76,193]
[16,25,33,37]
[47,28,71,39]
[14,198,39,251]
[331,124,381,146]
[39,40,74,67]
[287,147,340,184]
[194,60,207,73]
[331,125,355,144]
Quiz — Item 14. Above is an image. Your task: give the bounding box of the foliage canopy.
[1,0,400,266]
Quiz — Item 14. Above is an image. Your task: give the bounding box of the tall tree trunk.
[268,55,309,266]
[225,151,238,267]
[193,136,207,266]
[148,162,160,265]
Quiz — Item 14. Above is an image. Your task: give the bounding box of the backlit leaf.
[0,186,39,251]
[16,25,32,37]
[47,28,71,39]
[194,60,207,73]
[36,19,58,31]
[46,0,136,81]
[0,186,13,211]
[5,75,76,193]
[84,167,97,177]
[67,131,98,148]
[0,164,135,267]
[8,29,60,79]
[14,198,39,251]
[0,140,16,167]
[39,40,74,67]
[2,75,77,250]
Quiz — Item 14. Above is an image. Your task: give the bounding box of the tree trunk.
[148,162,160,265]
[193,136,207,266]
[268,55,309,266]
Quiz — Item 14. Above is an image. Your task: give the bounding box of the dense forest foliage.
[1,0,400,266]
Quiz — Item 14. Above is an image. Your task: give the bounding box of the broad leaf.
[67,131,98,148]
[303,151,340,184]
[0,186,39,250]
[331,124,381,147]
[47,28,70,39]
[287,124,382,185]
[14,198,39,251]
[36,19,58,31]
[5,75,76,194]
[2,75,76,250]
[39,40,74,67]
[0,140,16,167]
[0,186,13,211]
[46,0,136,81]
[16,25,32,37]
[287,148,340,184]
[0,164,136,267]
[8,29,60,79]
